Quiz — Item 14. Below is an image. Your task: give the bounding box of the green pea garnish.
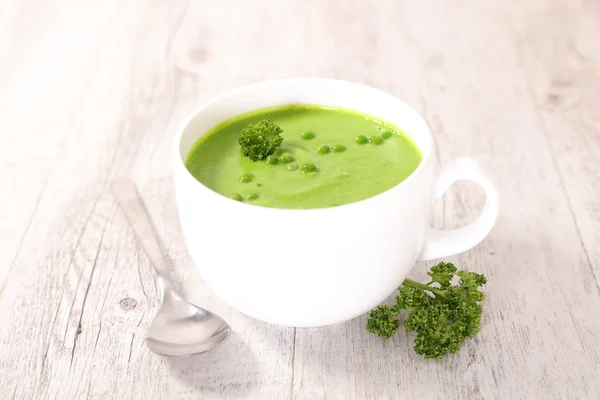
[265,155,279,165]
[231,193,243,201]
[300,163,317,173]
[301,131,316,140]
[381,129,393,139]
[317,145,330,154]
[332,145,346,153]
[245,193,259,200]
[287,163,299,171]
[355,135,368,144]
[239,174,252,183]
[279,154,294,163]
[369,135,383,144]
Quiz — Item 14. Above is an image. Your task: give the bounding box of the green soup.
[184,105,422,209]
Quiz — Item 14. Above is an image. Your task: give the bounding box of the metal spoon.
[111,178,231,356]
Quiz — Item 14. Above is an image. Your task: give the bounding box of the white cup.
[172,78,500,327]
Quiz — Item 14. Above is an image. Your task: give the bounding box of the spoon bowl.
[111,178,231,356]
[145,291,230,356]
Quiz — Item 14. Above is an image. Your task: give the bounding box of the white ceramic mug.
[172,78,499,328]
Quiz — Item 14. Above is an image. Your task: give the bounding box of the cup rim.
[172,77,434,214]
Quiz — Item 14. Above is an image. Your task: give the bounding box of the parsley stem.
[402,278,446,297]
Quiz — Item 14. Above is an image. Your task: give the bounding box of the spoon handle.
[111,177,173,285]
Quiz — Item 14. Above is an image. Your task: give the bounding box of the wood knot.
[188,46,211,63]
[120,298,137,311]
[545,93,561,106]
[425,54,445,69]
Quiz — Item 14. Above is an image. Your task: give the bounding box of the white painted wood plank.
[0,0,94,290]
[1,0,599,399]
[504,0,600,286]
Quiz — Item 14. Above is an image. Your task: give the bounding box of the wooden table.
[2,1,599,398]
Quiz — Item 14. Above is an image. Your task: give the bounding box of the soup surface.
[185,105,422,209]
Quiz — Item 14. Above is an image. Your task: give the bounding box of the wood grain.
[505,0,600,286]
[0,0,599,399]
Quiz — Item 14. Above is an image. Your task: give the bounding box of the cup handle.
[418,157,500,261]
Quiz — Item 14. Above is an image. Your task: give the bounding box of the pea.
[381,129,393,139]
[287,163,299,171]
[332,145,346,153]
[265,155,279,165]
[239,173,252,183]
[355,135,368,144]
[369,135,383,144]
[245,193,259,201]
[300,163,317,173]
[301,131,315,140]
[231,193,243,201]
[279,154,294,163]
[317,145,330,154]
